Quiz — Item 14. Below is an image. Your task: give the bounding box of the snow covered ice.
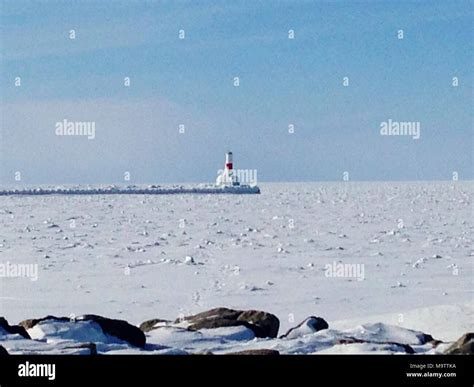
[0,181,472,354]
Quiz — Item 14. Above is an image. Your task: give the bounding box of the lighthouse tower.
[216,151,239,186]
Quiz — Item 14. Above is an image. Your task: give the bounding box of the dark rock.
[139,318,171,333]
[188,317,248,331]
[237,310,280,338]
[0,317,31,339]
[0,345,9,355]
[78,315,146,348]
[280,316,329,338]
[181,308,241,324]
[226,349,280,355]
[444,333,474,354]
[179,307,280,338]
[417,332,435,345]
[336,337,366,345]
[20,314,146,348]
[63,342,97,355]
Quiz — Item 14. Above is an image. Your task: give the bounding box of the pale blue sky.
[1,0,472,184]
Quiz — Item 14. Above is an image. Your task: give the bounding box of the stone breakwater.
[0,184,261,196]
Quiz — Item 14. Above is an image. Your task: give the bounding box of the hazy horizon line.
[1,178,473,187]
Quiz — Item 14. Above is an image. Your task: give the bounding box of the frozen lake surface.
[0,181,472,345]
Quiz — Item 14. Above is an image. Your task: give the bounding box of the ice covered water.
[0,181,472,335]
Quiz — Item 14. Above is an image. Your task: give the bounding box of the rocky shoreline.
[1,308,472,355]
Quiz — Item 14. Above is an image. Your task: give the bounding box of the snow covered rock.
[237,310,280,338]
[178,307,280,338]
[0,317,30,339]
[184,256,196,265]
[342,323,434,345]
[333,337,415,354]
[2,338,98,355]
[0,308,458,354]
[320,340,415,354]
[145,325,255,354]
[280,316,329,339]
[20,315,70,330]
[77,315,146,348]
[0,345,9,355]
[444,333,474,354]
[20,315,146,348]
[139,318,171,333]
[26,319,117,344]
[199,326,255,342]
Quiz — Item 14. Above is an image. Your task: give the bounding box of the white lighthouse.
[216,151,240,187]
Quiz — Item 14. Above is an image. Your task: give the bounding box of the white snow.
[332,303,473,342]
[145,325,255,353]
[0,181,472,354]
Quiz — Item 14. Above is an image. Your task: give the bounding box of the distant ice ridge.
[0,184,260,196]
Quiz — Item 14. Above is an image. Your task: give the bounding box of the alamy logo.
[380,119,420,140]
[324,261,365,281]
[0,261,38,281]
[216,168,258,185]
[55,119,96,139]
[18,362,55,381]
